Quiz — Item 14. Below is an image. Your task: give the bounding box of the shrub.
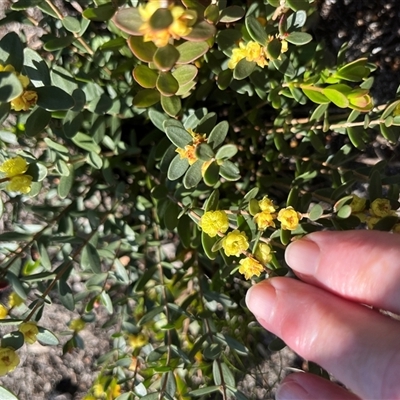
[0,0,399,399]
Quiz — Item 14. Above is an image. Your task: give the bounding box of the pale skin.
[245,230,400,400]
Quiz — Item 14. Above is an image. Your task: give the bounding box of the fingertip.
[285,237,320,274]
[245,280,276,321]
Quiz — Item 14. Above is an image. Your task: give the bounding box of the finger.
[285,230,400,313]
[246,278,400,400]
[276,373,360,400]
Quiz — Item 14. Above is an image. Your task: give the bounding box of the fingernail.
[285,238,320,274]
[276,380,310,400]
[245,281,276,321]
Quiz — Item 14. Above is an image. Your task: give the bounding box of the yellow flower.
[228,41,268,70]
[370,198,393,218]
[8,292,24,308]
[0,64,37,111]
[0,156,33,194]
[6,175,32,194]
[367,216,380,230]
[138,1,193,47]
[11,90,38,111]
[222,230,249,257]
[0,156,28,177]
[176,131,207,165]
[200,210,229,237]
[19,322,39,344]
[238,257,264,280]
[127,333,147,349]
[277,206,301,230]
[0,347,20,376]
[258,196,276,213]
[254,242,273,265]
[107,378,121,399]
[0,305,7,319]
[350,194,366,213]
[69,318,86,332]
[254,211,275,230]
[82,396,97,400]
[93,383,106,398]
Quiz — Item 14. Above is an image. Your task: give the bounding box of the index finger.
[285,230,400,313]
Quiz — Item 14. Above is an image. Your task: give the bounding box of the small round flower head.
[222,230,249,257]
[0,347,20,376]
[0,304,7,319]
[69,318,86,332]
[11,90,38,111]
[254,211,275,230]
[238,257,264,280]
[128,333,147,349]
[350,195,366,213]
[19,322,39,344]
[258,196,276,213]
[0,156,28,177]
[277,206,301,231]
[254,242,273,265]
[200,210,229,237]
[370,198,393,218]
[7,175,32,194]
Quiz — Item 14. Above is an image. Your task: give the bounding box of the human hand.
[245,230,400,400]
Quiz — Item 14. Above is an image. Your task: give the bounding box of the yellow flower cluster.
[0,156,32,194]
[239,257,263,280]
[176,129,207,165]
[349,195,399,230]
[8,292,24,308]
[90,377,121,400]
[0,64,37,111]
[277,206,302,231]
[69,318,86,332]
[228,38,288,70]
[138,0,194,47]
[19,322,39,344]
[200,210,229,237]
[0,347,19,376]
[0,304,8,319]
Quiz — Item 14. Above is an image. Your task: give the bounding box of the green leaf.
[44,138,69,153]
[271,55,296,78]
[172,65,198,86]
[81,243,102,274]
[215,144,237,160]
[322,86,350,108]
[302,86,330,104]
[309,204,323,221]
[87,152,103,169]
[62,16,81,33]
[82,3,116,21]
[58,166,74,199]
[161,95,181,117]
[168,154,189,180]
[176,41,209,64]
[25,107,51,137]
[114,259,130,284]
[233,58,256,80]
[2,331,24,350]
[37,327,59,346]
[149,8,173,29]
[208,121,229,148]
[204,190,219,211]
[153,45,180,71]
[220,6,245,23]
[44,35,74,51]
[63,110,83,138]
[245,16,268,45]
[280,228,291,245]
[156,72,179,96]
[336,58,369,82]
[266,38,282,60]
[380,123,399,143]
[337,204,352,219]
[113,7,142,35]
[164,120,193,147]
[286,0,310,11]
[36,86,74,111]
[187,386,220,396]
[7,272,27,300]
[203,161,220,186]
[347,126,366,150]
[183,161,203,188]
[369,170,382,201]
[184,20,216,41]
[0,32,24,72]
[133,65,158,89]
[195,143,214,161]
[100,292,113,314]
[286,10,307,31]
[23,48,51,87]
[164,201,180,231]
[72,132,101,153]
[138,305,164,325]
[202,232,219,260]
[219,161,240,181]
[0,72,23,102]
[133,89,160,107]
[128,36,157,63]
[58,280,75,311]
[285,32,312,45]
[0,385,19,400]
